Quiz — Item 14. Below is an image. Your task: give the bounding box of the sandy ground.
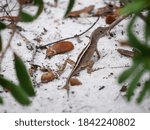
[0,0,150,113]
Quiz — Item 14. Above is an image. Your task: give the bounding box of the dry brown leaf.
[46,41,74,58]
[17,0,33,5]
[106,15,116,24]
[93,3,117,17]
[67,5,95,17]
[69,78,82,86]
[41,71,56,83]
[117,49,134,58]
[105,8,121,24]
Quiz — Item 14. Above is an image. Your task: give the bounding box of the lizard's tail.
[63,79,70,97]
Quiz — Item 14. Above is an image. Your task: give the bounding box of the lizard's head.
[93,27,109,40]
[98,27,109,35]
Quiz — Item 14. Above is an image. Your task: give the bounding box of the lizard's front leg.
[96,48,101,59]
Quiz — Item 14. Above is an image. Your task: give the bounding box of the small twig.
[0,28,16,70]
[37,17,100,49]
[108,14,129,32]
[110,65,130,69]
[17,31,34,50]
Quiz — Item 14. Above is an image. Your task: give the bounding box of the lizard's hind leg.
[87,61,95,74]
[87,60,101,74]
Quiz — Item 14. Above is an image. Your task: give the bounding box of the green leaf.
[118,58,140,83]
[0,76,31,105]
[0,22,6,30]
[121,0,150,15]
[127,67,145,101]
[20,0,44,22]
[14,54,35,96]
[20,11,34,22]
[128,15,150,55]
[137,80,150,103]
[145,11,150,42]
[0,96,3,104]
[0,35,2,51]
[33,0,44,19]
[64,0,75,17]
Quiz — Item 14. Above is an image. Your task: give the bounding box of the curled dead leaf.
[46,41,74,58]
[69,78,82,86]
[67,5,95,17]
[41,71,56,83]
[106,15,117,24]
[117,49,134,58]
[105,8,121,24]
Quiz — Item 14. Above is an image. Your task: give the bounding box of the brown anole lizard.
[63,15,128,97]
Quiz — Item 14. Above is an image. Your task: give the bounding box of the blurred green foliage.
[119,0,150,103]
[0,0,43,105]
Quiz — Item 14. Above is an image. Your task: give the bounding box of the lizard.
[62,15,128,97]
[63,26,109,96]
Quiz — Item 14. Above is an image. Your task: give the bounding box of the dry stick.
[17,31,34,50]
[108,14,129,32]
[0,28,16,71]
[0,4,22,70]
[37,17,100,49]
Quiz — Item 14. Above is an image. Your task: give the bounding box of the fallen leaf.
[41,71,56,83]
[106,15,116,24]
[46,41,74,58]
[117,49,134,58]
[93,3,118,17]
[67,5,95,17]
[105,8,121,24]
[69,78,82,86]
[17,0,33,5]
